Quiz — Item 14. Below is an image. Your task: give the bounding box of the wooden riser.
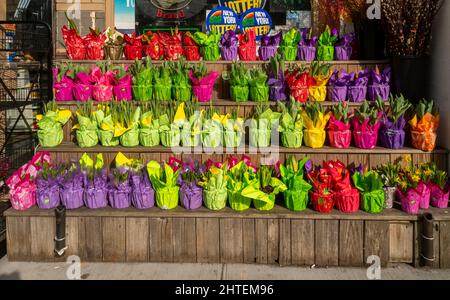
[5,206,450,267]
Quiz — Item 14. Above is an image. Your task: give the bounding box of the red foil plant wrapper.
[238,29,257,61]
[124,33,143,60]
[142,31,163,60]
[183,32,201,61]
[307,165,335,213]
[285,65,315,103]
[323,160,360,213]
[62,13,86,60]
[158,29,184,61]
[85,28,106,60]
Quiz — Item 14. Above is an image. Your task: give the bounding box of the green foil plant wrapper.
[352,169,385,214]
[248,67,269,102]
[37,101,72,148]
[193,31,221,61]
[94,103,119,147]
[222,62,250,102]
[147,160,180,210]
[223,109,244,148]
[226,159,257,212]
[117,101,141,147]
[279,27,301,61]
[317,26,338,61]
[280,156,313,211]
[278,100,304,148]
[139,101,161,147]
[170,58,192,101]
[154,62,172,101]
[242,165,287,211]
[201,106,223,148]
[180,101,201,147]
[74,101,99,148]
[129,57,156,101]
[159,100,182,147]
[249,104,281,148]
[199,165,227,211]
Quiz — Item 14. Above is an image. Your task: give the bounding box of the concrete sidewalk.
[0,256,449,280]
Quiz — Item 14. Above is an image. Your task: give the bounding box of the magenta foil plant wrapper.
[351,113,382,149]
[131,171,155,209]
[113,74,133,101]
[61,168,85,209]
[73,71,93,101]
[327,69,351,102]
[220,30,238,61]
[368,67,391,101]
[335,32,355,61]
[259,32,282,61]
[53,66,74,102]
[189,69,219,102]
[90,66,115,101]
[298,28,317,61]
[347,69,369,103]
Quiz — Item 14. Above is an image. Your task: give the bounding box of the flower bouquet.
[158,28,184,60]
[180,101,201,147]
[279,27,301,61]
[112,65,132,101]
[368,67,391,102]
[280,156,312,211]
[90,64,115,101]
[220,30,238,61]
[268,54,287,101]
[409,99,439,152]
[377,163,401,209]
[74,101,99,148]
[278,100,303,148]
[37,101,71,148]
[198,164,227,211]
[129,58,157,101]
[238,29,257,61]
[193,31,221,61]
[352,169,385,214]
[108,168,131,209]
[118,101,141,147]
[242,165,287,211]
[259,31,282,61]
[351,100,382,149]
[123,33,143,60]
[223,109,244,148]
[189,62,219,102]
[142,31,163,60]
[347,69,369,103]
[80,153,109,209]
[183,32,201,61]
[104,27,124,60]
[139,101,161,147]
[84,27,106,60]
[53,64,74,101]
[285,64,314,103]
[36,162,61,209]
[170,58,192,101]
[302,102,331,149]
[159,101,182,147]
[327,102,353,149]
[72,64,93,102]
[226,157,257,212]
[379,94,411,149]
[431,169,449,208]
[154,62,173,101]
[248,67,269,102]
[298,28,317,61]
[249,104,281,148]
[201,107,223,148]
[335,32,355,61]
[222,62,250,102]
[327,69,351,102]
[309,61,332,102]
[61,13,86,60]
[317,26,338,61]
[307,165,335,213]
[179,160,203,210]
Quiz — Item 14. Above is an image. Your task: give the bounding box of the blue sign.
[206,7,238,35]
[115,0,136,34]
[219,0,267,15]
[239,8,272,41]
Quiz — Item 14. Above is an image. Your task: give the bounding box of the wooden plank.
[29,217,55,261]
[364,221,390,267]
[255,219,268,264]
[339,220,364,267]
[148,218,162,262]
[279,219,291,266]
[196,218,220,263]
[161,218,174,262]
[315,220,339,267]
[102,217,126,262]
[439,222,450,269]
[78,217,103,262]
[172,218,197,263]
[242,219,256,263]
[6,217,31,261]
[65,217,79,257]
[389,222,414,263]
[291,220,315,266]
[126,218,149,262]
[369,154,390,169]
[220,218,243,263]
[267,219,279,264]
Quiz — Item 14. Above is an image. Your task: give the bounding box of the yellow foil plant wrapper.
[308,61,332,102]
[409,100,440,152]
[302,102,331,149]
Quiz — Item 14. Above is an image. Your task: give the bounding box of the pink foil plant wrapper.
[90,66,115,101]
[259,32,282,61]
[298,28,317,61]
[113,74,133,101]
[73,71,93,101]
[368,67,391,101]
[430,183,450,208]
[417,181,431,209]
[189,70,219,102]
[335,32,355,61]
[53,67,74,102]
[398,188,421,215]
[351,113,382,149]
[220,30,238,61]
[347,69,369,103]
[327,69,351,102]
[327,114,352,149]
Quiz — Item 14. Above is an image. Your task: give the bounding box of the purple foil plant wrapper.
[368,67,391,101]
[180,181,203,210]
[61,170,85,209]
[379,115,406,149]
[84,170,108,209]
[53,67,74,101]
[73,72,93,101]
[335,33,355,61]
[108,170,131,209]
[259,32,282,61]
[131,172,155,209]
[347,69,369,102]
[113,74,133,101]
[327,69,351,102]
[220,30,238,61]
[298,28,317,61]
[36,177,61,209]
